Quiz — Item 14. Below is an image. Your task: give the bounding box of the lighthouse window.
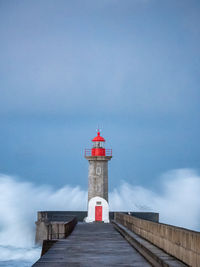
[93,141,104,148]
[96,167,101,175]
[100,142,104,148]
[96,201,101,205]
[93,141,100,148]
[95,184,101,192]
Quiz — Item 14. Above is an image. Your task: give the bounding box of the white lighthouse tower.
[85,130,112,223]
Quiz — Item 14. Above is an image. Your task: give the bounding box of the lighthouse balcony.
[85,148,112,157]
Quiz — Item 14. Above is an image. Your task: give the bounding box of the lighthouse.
[85,130,112,223]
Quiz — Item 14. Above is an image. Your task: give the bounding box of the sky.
[0,0,200,190]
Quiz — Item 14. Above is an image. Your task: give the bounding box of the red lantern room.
[92,131,106,156]
[85,131,112,157]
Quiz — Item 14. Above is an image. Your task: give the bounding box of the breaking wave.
[0,168,200,266]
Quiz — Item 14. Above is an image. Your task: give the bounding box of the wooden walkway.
[33,223,151,266]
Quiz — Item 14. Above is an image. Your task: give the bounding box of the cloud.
[0,1,199,117]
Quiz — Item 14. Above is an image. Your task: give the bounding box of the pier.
[33,223,151,266]
[33,212,200,266]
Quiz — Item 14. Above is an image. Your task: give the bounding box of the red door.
[95,206,102,221]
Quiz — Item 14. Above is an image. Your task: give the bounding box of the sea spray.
[110,169,200,230]
[0,169,200,266]
[0,174,87,266]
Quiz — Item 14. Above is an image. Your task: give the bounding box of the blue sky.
[0,0,200,190]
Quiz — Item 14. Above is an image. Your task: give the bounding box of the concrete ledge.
[35,215,77,244]
[41,240,57,256]
[85,156,112,161]
[38,217,77,258]
[115,212,200,266]
[35,210,159,223]
[112,220,188,267]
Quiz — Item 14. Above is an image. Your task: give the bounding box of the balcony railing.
[84,148,112,157]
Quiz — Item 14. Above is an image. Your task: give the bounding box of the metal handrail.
[84,148,112,157]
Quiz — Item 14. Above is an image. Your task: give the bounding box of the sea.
[0,245,41,267]
[1,170,200,266]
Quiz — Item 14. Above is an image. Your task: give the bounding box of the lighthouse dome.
[92,131,105,142]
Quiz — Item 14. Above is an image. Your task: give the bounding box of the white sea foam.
[0,169,199,266]
[0,175,87,266]
[110,169,200,230]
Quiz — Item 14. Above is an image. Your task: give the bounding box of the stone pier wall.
[115,212,200,267]
[35,214,77,244]
[35,211,159,244]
